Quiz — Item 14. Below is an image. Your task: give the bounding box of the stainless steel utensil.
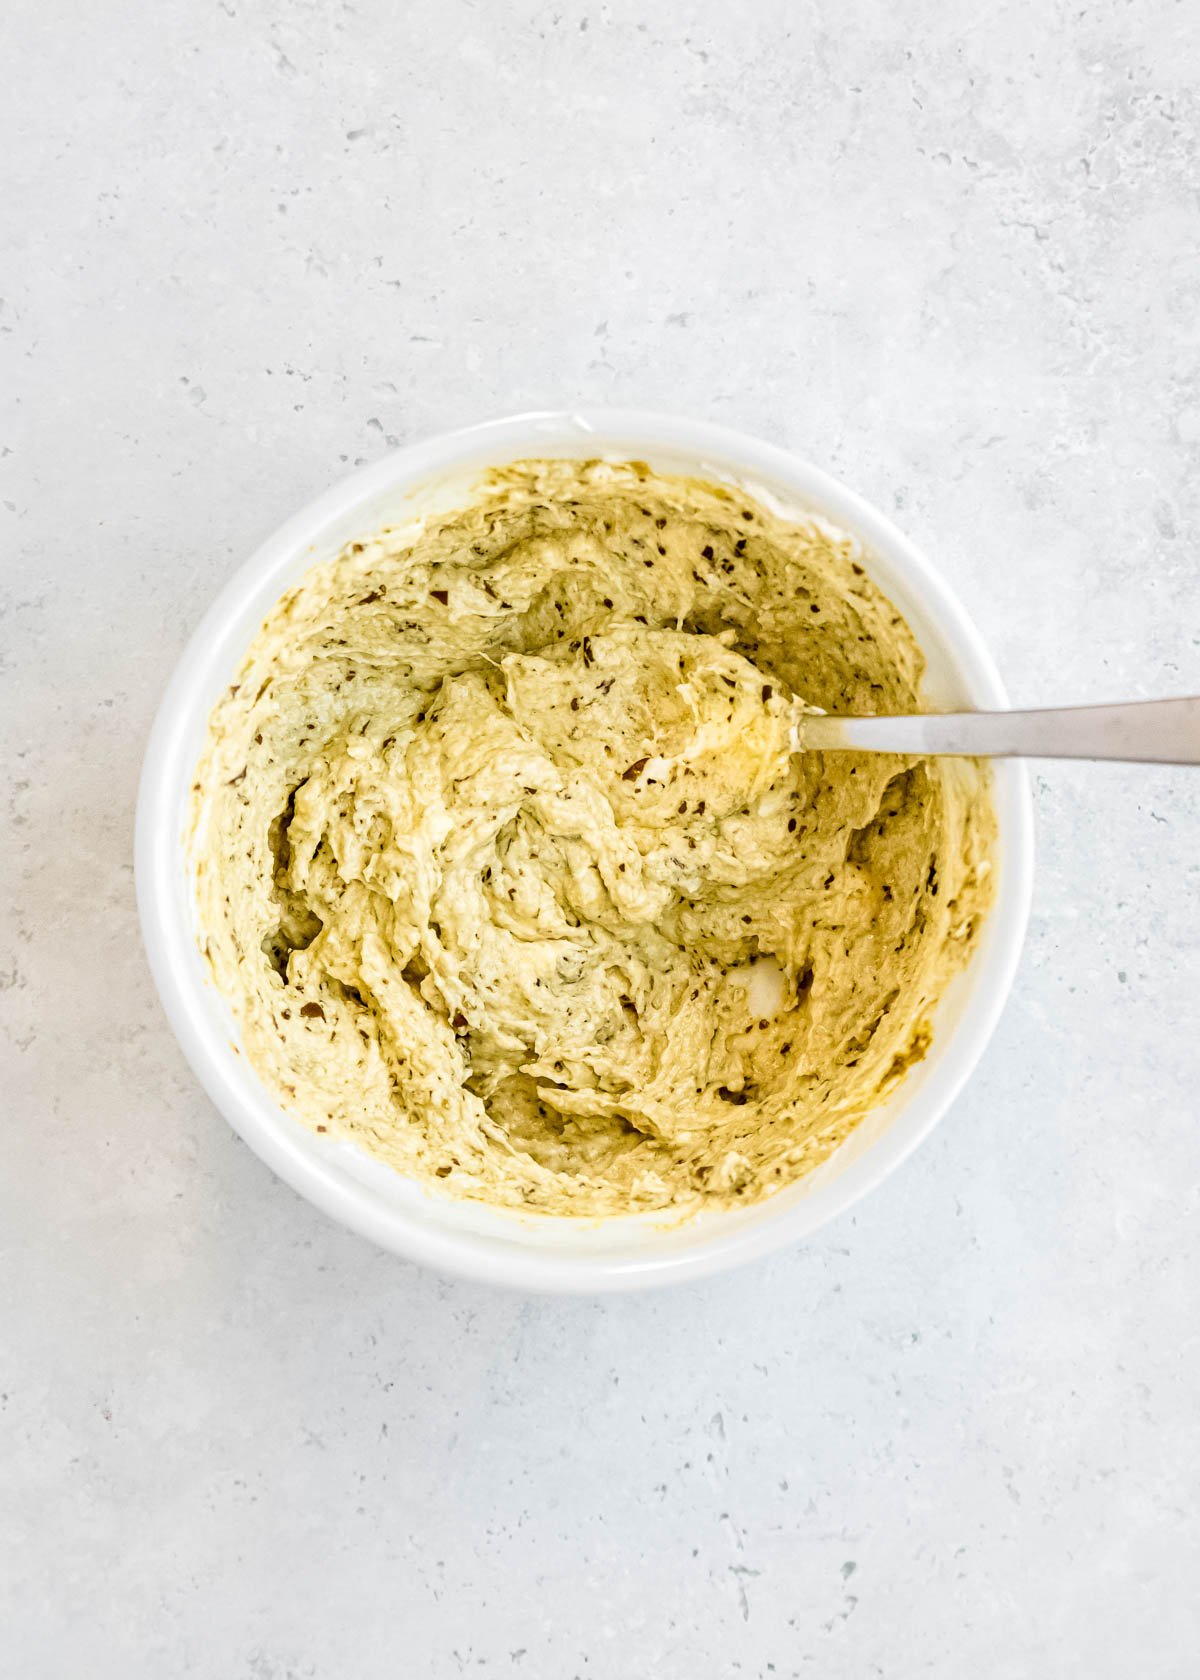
[793,696,1200,764]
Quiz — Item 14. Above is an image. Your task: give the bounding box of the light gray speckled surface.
[3,2,1199,1675]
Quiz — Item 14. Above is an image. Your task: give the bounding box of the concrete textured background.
[3,1,1199,1674]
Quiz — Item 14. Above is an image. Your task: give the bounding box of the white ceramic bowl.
[137,410,1033,1292]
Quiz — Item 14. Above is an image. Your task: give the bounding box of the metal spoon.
[792,696,1200,764]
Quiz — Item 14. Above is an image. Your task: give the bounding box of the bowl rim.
[136,407,1034,1293]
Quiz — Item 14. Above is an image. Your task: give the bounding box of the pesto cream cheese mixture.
[192,459,995,1219]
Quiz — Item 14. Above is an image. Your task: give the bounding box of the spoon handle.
[798,696,1200,764]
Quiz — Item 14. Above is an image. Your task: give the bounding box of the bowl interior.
[137,411,1032,1289]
